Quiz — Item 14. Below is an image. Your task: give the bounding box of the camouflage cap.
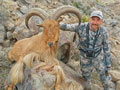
[90,10,103,19]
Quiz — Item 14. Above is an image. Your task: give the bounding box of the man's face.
[89,16,103,31]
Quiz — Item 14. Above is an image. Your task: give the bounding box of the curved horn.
[52,5,81,25]
[25,8,49,29]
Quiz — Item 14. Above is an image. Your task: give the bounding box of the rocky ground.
[0,0,120,90]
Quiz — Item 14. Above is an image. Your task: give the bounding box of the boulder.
[91,83,102,90]
[8,61,85,90]
[0,24,5,43]
[116,80,120,90]
[109,70,120,82]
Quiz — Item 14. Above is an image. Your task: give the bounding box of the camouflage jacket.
[60,22,111,67]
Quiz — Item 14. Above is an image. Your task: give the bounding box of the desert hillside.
[0,0,120,90]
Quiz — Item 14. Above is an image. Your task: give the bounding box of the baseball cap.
[90,10,103,19]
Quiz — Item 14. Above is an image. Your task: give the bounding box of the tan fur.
[8,20,65,90]
[51,65,66,90]
[10,59,24,84]
[23,52,41,68]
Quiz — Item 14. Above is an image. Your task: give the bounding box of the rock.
[57,42,71,64]
[106,75,116,90]
[111,19,118,27]
[39,0,50,6]
[118,66,120,71]
[0,6,8,25]
[16,0,30,5]
[9,61,85,90]
[104,18,113,25]
[116,80,120,90]
[6,23,15,32]
[109,70,120,82]
[0,45,2,50]
[20,5,29,14]
[13,29,32,40]
[16,10,23,18]
[3,40,11,47]
[23,30,32,38]
[24,0,32,4]
[91,83,102,90]
[1,0,120,90]
[59,0,72,5]
[0,25,5,43]
[13,23,25,40]
[0,24,5,32]
[67,60,80,72]
[6,32,13,40]
[109,81,116,90]
[59,31,75,45]
[0,50,8,62]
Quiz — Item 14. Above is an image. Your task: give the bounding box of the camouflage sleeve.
[103,28,111,67]
[59,22,79,32]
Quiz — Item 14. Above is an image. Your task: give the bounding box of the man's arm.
[59,22,79,32]
[103,28,111,69]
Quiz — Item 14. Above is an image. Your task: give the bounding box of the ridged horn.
[52,5,81,25]
[25,8,49,29]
